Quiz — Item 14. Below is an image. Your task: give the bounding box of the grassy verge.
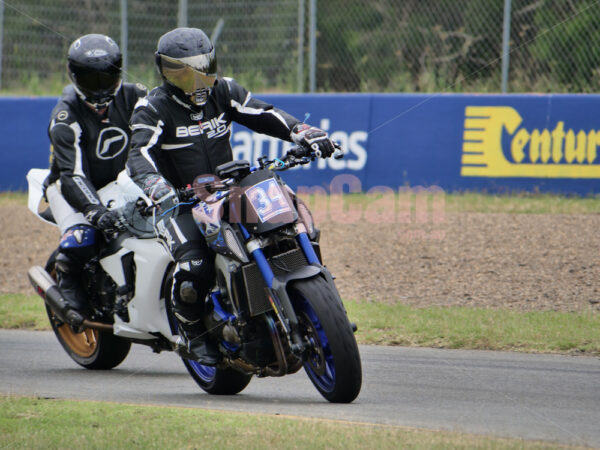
[5,190,600,213]
[3,294,598,355]
[0,395,564,449]
[0,191,27,206]
[346,301,600,355]
[443,191,600,214]
[0,294,51,330]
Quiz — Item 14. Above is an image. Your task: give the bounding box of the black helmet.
[155,28,217,106]
[67,34,122,111]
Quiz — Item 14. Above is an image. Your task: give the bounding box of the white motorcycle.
[26,147,362,403]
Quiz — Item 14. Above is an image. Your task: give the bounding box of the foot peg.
[65,309,85,329]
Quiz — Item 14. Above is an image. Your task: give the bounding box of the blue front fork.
[245,228,319,290]
[240,225,318,350]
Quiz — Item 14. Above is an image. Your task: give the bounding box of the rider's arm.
[219,78,301,141]
[126,97,164,186]
[126,97,177,203]
[48,117,104,215]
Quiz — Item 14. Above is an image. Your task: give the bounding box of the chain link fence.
[1,0,599,94]
[0,0,300,94]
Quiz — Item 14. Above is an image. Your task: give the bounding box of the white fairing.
[26,168,178,343]
[26,168,54,226]
[101,237,174,340]
[97,170,146,210]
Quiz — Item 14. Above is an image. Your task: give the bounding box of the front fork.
[246,229,323,356]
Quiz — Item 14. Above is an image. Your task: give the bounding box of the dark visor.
[160,53,217,95]
[74,70,121,100]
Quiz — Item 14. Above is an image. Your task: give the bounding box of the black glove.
[291,123,335,158]
[85,207,127,235]
[142,174,177,205]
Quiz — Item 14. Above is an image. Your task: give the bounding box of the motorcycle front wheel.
[45,252,131,370]
[291,276,362,403]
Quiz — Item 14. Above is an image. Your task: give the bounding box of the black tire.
[163,269,252,395]
[45,253,131,370]
[291,276,362,403]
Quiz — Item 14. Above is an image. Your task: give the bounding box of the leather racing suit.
[46,82,147,313]
[126,78,301,336]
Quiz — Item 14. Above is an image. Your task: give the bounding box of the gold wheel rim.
[56,323,98,358]
[47,265,99,358]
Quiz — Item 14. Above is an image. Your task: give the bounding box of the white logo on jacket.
[96,127,128,160]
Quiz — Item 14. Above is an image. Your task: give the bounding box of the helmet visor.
[160,52,217,94]
[73,69,121,102]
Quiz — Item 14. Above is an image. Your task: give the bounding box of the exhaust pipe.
[27,265,113,332]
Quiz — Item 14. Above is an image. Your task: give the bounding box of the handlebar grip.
[288,146,308,158]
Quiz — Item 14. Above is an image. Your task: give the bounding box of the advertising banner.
[1,93,599,195]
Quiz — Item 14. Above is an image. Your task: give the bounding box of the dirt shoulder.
[3,203,599,312]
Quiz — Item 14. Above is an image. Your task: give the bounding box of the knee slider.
[179,281,198,304]
[173,259,213,305]
[57,226,98,270]
[59,225,97,250]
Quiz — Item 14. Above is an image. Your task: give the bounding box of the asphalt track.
[1,330,599,447]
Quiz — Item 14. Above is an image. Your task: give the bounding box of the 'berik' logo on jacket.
[176,113,230,139]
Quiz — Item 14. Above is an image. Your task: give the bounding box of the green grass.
[0,395,566,449]
[443,191,600,214]
[4,294,599,355]
[0,191,27,206]
[345,301,600,355]
[299,191,600,218]
[6,190,600,213]
[0,294,50,330]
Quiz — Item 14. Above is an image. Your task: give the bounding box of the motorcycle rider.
[45,34,148,324]
[126,27,335,364]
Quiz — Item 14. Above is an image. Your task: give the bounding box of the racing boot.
[176,320,221,366]
[173,281,220,366]
[55,252,90,326]
[54,226,97,323]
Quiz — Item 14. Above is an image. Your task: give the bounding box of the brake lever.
[332,142,344,160]
[142,202,158,216]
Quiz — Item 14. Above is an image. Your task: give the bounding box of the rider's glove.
[85,207,127,235]
[142,174,177,207]
[291,123,335,159]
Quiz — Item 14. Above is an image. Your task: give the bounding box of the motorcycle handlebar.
[284,142,344,164]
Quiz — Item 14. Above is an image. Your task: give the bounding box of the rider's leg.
[55,226,98,315]
[160,210,218,364]
[47,183,99,316]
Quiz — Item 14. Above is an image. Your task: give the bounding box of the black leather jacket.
[47,82,148,213]
[126,78,301,189]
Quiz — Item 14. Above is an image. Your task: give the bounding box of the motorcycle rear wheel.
[45,253,131,370]
[291,276,362,403]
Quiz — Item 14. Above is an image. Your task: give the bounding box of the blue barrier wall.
[2,93,600,194]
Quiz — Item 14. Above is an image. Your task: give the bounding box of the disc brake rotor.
[298,311,326,376]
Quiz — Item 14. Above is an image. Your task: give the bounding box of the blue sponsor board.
[1,96,58,190]
[2,93,600,194]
